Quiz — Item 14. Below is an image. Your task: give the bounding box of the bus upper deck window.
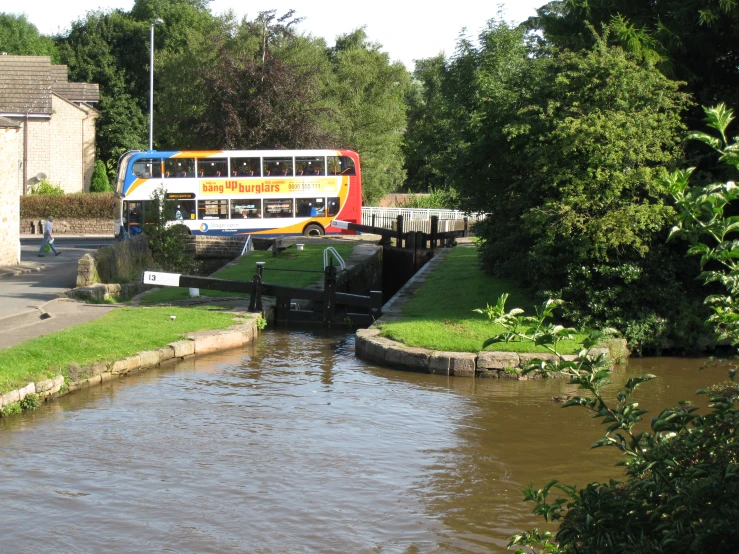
[197,158,227,178]
[328,156,355,176]
[132,158,162,179]
[264,158,293,177]
[296,156,325,176]
[232,157,261,177]
[165,158,195,178]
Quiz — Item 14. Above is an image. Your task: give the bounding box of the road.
[0,237,115,349]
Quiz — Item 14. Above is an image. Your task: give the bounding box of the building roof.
[0,55,99,115]
[0,115,21,128]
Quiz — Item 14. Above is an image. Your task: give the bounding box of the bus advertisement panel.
[114,149,362,238]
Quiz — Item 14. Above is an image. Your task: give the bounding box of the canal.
[0,329,727,552]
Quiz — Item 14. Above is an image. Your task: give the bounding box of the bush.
[90,160,111,192]
[21,192,116,219]
[19,393,40,411]
[30,178,64,195]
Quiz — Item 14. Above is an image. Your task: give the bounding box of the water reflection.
[0,331,727,553]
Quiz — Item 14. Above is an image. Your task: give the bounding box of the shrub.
[19,393,40,411]
[30,178,64,195]
[21,192,116,219]
[90,160,111,192]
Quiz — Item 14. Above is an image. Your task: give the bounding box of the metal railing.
[323,247,346,270]
[361,207,485,232]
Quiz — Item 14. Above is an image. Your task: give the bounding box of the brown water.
[0,330,727,553]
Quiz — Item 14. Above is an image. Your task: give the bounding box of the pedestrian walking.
[38,216,60,257]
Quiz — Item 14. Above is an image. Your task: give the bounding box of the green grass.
[378,246,586,354]
[0,307,243,395]
[141,243,356,305]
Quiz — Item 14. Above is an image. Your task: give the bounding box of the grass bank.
[0,306,241,395]
[141,243,356,305]
[377,246,586,354]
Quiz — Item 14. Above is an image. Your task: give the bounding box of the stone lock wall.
[187,236,248,259]
[76,234,151,286]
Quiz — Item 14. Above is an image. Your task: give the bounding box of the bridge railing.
[361,207,485,232]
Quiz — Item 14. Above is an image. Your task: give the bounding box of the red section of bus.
[332,149,362,234]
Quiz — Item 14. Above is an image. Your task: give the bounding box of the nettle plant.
[482,106,739,554]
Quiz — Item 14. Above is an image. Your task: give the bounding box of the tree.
[505,105,739,554]
[527,0,739,112]
[90,160,111,192]
[467,28,705,352]
[0,13,58,60]
[326,28,410,204]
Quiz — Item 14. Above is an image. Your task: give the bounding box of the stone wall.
[187,235,248,259]
[77,234,151,286]
[21,217,115,235]
[0,124,22,266]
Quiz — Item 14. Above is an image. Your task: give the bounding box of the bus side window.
[132,158,162,179]
[327,197,340,217]
[165,158,195,178]
[232,157,261,177]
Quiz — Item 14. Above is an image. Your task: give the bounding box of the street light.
[149,18,164,151]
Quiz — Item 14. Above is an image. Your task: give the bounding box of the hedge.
[21,192,116,219]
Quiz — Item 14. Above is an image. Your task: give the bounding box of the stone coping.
[355,327,613,379]
[0,316,260,412]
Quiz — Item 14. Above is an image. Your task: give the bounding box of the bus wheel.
[303,223,324,237]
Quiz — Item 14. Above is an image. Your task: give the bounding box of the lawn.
[141,243,357,305]
[0,307,243,395]
[377,245,586,353]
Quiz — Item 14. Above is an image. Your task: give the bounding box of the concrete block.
[518,353,560,370]
[35,378,55,394]
[138,350,160,368]
[449,353,478,377]
[429,352,451,375]
[358,336,396,364]
[100,372,114,382]
[110,359,129,375]
[18,382,35,400]
[125,355,141,372]
[52,375,64,394]
[185,330,245,355]
[169,340,195,358]
[157,347,175,362]
[85,375,101,386]
[386,346,430,371]
[477,351,519,370]
[477,369,503,379]
[0,389,20,408]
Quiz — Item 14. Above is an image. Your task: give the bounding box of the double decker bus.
[114,149,361,237]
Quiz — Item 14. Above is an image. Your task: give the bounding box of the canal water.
[0,329,728,553]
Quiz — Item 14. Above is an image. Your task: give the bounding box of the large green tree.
[0,13,58,60]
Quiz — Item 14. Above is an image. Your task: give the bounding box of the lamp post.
[149,18,164,151]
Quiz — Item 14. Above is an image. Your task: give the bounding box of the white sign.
[142,271,182,287]
[331,219,350,229]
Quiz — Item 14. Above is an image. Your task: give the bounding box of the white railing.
[361,207,485,232]
[240,235,253,256]
[323,247,345,270]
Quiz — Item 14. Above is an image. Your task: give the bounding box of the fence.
[361,207,485,233]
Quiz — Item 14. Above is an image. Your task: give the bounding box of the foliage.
[256,316,267,331]
[394,188,460,209]
[90,160,111,192]
[142,187,199,274]
[506,105,739,554]
[526,0,739,112]
[0,13,58,61]
[326,28,410,204]
[30,179,64,195]
[0,401,22,417]
[464,25,702,352]
[21,192,116,219]
[19,392,40,411]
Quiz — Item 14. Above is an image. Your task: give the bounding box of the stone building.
[0,54,100,195]
[0,116,22,265]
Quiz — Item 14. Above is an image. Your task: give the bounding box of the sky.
[19,0,545,70]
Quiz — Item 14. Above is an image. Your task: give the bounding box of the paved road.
[0,237,115,349]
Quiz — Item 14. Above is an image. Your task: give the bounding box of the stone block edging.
[355,327,616,379]
[0,317,260,412]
